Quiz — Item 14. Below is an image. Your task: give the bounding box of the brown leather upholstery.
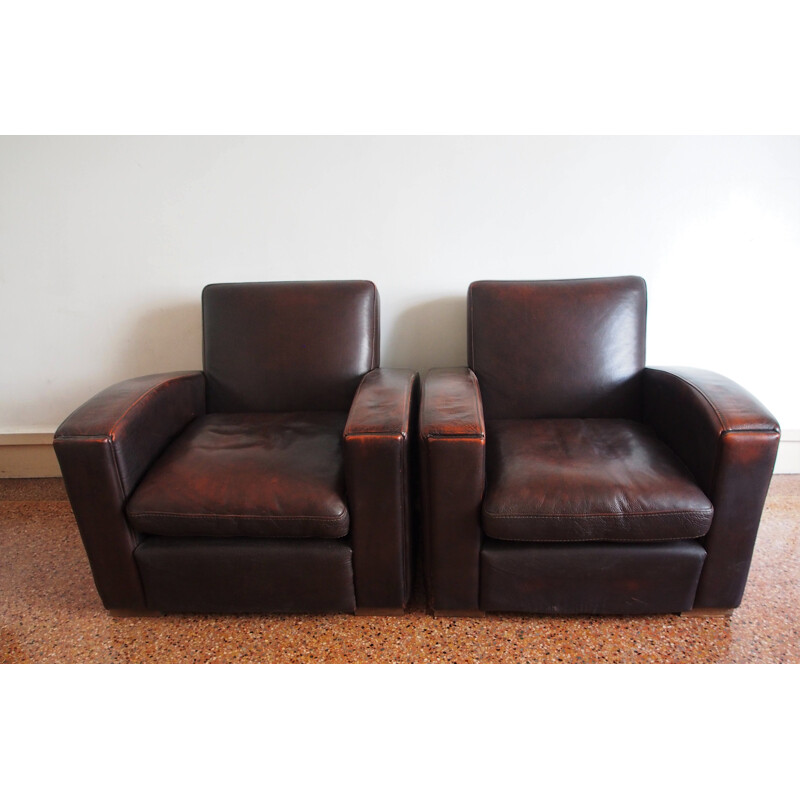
[56,371,206,495]
[469,277,646,420]
[55,281,417,615]
[421,277,779,615]
[203,281,379,413]
[419,367,485,612]
[643,366,780,608]
[55,371,206,609]
[344,368,419,610]
[481,540,707,614]
[127,413,350,539]
[136,538,355,614]
[483,419,713,542]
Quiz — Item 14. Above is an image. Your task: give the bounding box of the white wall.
[2,136,799,445]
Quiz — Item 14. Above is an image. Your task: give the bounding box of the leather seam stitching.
[484,509,712,519]
[108,373,197,440]
[486,535,706,543]
[128,511,348,522]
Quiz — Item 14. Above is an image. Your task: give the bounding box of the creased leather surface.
[468,277,646,420]
[483,418,713,542]
[127,412,349,539]
[203,281,379,413]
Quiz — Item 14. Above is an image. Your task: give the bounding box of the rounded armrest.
[344,368,417,439]
[420,368,486,612]
[420,367,485,439]
[344,368,419,611]
[54,371,205,610]
[56,371,206,494]
[643,366,780,608]
[643,367,779,496]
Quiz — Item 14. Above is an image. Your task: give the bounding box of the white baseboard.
[774,430,800,474]
[0,434,61,478]
[1,430,799,478]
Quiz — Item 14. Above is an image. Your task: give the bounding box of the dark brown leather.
[694,431,780,607]
[423,279,780,615]
[55,437,148,610]
[135,537,355,613]
[126,412,349,539]
[483,418,713,542]
[419,366,484,437]
[643,367,780,496]
[420,368,485,611]
[643,367,780,608]
[481,539,706,614]
[55,281,419,615]
[344,368,418,609]
[468,277,646,420]
[54,372,206,610]
[55,371,206,495]
[203,281,379,413]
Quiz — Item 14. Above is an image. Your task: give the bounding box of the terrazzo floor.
[1,476,799,664]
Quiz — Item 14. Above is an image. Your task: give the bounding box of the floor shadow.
[384,296,468,374]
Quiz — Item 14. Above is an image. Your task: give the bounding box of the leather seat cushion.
[127,412,349,539]
[483,419,714,542]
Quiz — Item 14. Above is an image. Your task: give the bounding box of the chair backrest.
[468,276,646,420]
[203,280,379,413]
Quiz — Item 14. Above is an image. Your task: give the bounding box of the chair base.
[681,607,734,617]
[480,539,706,615]
[354,608,406,616]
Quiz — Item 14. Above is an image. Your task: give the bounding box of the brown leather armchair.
[420,277,780,616]
[55,281,418,615]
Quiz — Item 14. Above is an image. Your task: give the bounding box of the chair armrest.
[643,367,780,608]
[419,368,486,612]
[344,368,419,611]
[54,371,206,610]
[643,367,779,495]
[55,371,206,494]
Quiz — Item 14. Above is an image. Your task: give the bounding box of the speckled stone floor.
[1,476,798,664]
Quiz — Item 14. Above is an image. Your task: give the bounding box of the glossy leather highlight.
[469,277,646,420]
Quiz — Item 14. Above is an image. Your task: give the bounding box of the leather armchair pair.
[56,277,779,618]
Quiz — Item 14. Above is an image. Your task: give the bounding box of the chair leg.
[681,607,734,617]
